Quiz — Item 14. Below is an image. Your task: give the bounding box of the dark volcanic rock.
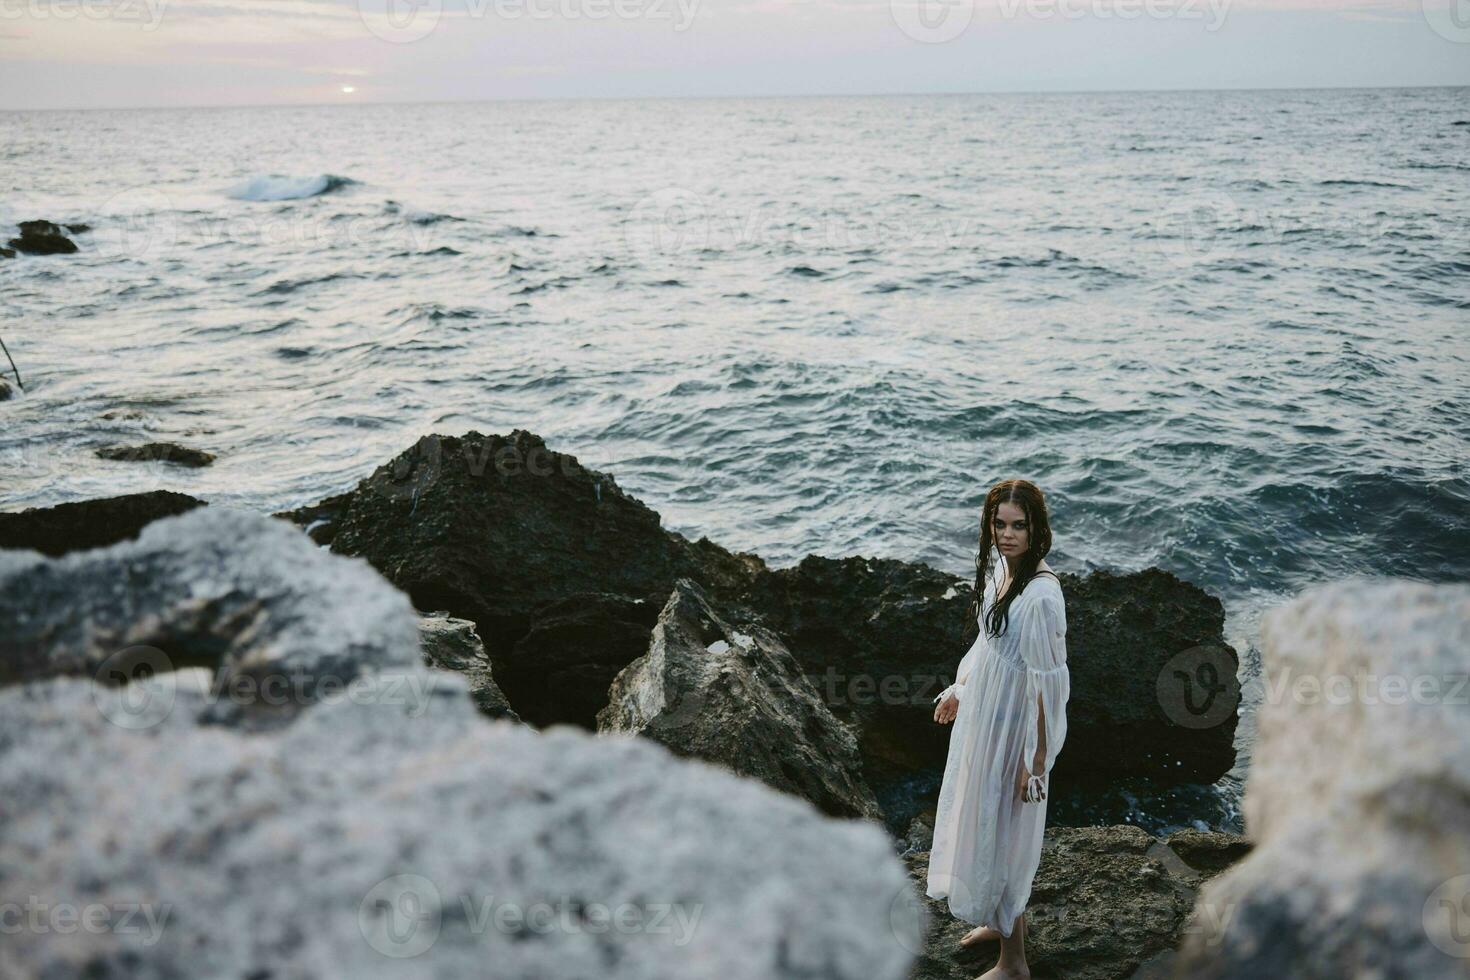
[0,490,205,556]
[732,554,971,813]
[8,219,78,255]
[599,578,883,822]
[327,431,762,625]
[502,591,660,728]
[95,442,216,467]
[1060,568,1240,786]
[418,612,521,722]
[0,378,11,398]
[274,489,354,545]
[735,558,1240,821]
[316,430,764,719]
[0,246,14,259]
[903,816,1244,980]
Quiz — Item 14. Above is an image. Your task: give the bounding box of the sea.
[3,87,1468,833]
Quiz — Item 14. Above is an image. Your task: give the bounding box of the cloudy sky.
[2,0,1468,109]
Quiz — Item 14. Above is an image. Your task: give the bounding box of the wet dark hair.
[964,479,1054,641]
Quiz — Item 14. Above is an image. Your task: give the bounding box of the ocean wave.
[392,303,484,322]
[252,273,365,296]
[1405,161,1470,172]
[389,246,464,257]
[1318,179,1409,189]
[409,211,465,225]
[227,174,357,202]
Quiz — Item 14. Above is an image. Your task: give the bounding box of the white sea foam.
[226,174,356,202]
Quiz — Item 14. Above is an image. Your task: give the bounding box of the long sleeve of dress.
[937,549,1006,705]
[1019,587,1069,788]
[949,633,982,703]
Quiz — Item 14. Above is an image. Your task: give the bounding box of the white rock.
[0,673,920,980]
[1174,578,1470,978]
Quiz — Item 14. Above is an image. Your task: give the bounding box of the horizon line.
[3,81,1467,114]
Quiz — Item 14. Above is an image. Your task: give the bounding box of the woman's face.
[992,501,1030,558]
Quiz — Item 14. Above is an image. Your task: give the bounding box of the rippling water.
[3,88,1468,829]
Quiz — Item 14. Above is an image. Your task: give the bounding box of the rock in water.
[95,442,216,467]
[1059,566,1240,786]
[0,378,11,398]
[7,219,78,255]
[0,507,422,724]
[599,579,883,822]
[311,430,763,724]
[0,671,920,980]
[737,558,1240,813]
[0,490,205,556]
[324,430,720,624]
[418,612,521,722]
[1173,579,1470,978]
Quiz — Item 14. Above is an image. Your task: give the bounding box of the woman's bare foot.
[958,924,1002,947]
[977,964,1030,979]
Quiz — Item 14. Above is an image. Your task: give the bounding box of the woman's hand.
[1015,765,1046,804]
[933,691,959,725]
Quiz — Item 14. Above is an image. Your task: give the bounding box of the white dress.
[925,547,1070,937]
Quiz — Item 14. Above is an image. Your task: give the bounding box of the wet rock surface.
[7,219,79,255]
[95,442,216,467]
[0,490,205,556]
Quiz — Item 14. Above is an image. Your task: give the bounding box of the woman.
[926,479,1070,980]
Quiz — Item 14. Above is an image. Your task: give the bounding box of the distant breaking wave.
[227,174,357,202]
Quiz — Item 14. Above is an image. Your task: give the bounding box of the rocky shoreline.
[6,428,1459,977]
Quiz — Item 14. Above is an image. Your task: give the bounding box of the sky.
[1,0,1468,109]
